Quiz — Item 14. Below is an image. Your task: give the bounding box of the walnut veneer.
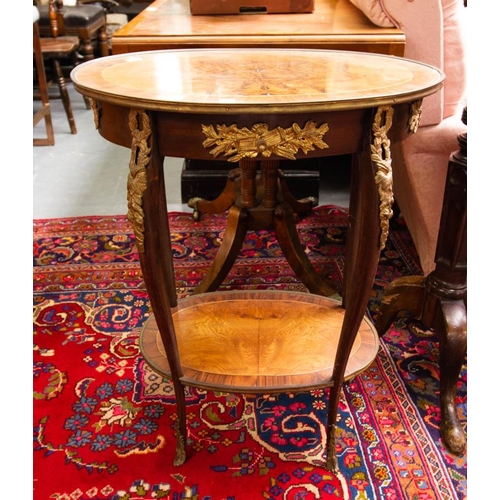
[141,291,379,392]
[71,48,443,471]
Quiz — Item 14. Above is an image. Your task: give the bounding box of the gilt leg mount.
[126,109,151,254]
[174,426,187,466]
[371,105,394,250]
[326,429,339,473]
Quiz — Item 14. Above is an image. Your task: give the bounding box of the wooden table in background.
[111,0,405,55]
[71,48,442,471]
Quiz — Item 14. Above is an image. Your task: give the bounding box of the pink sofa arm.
[392,114,466,275]
[348,0,466,127]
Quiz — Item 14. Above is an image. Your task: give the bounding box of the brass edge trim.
[371,105,394,250]
[201,121,329,162]
[174,426,186,466]
[71,82,443,115]
[127,109,151,253]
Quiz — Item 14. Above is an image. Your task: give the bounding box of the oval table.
[71,48,444,472]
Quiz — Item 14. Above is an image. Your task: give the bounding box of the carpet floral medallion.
[33,206,467,499]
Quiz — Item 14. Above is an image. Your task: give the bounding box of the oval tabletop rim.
[70,48,445,114]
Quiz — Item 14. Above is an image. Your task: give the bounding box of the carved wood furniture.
[36,0,82,135]
[347,0,467,455]
[110,0,405,55]
[33,11,55,146]
[71,48,443,471]
[375,108,467,455]
[35,0,109,61]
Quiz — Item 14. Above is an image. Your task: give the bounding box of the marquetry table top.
[71,48,444,114]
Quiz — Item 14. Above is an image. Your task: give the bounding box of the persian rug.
[33,205,467,500]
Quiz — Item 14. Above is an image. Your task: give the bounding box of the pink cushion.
[348,0,467,127]
[348,0,395,27]
[442,0,467,119]
[348,0,467,275]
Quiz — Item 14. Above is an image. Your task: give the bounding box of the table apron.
[94,101,415,161]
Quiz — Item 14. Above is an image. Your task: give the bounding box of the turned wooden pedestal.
[375,108,467,455]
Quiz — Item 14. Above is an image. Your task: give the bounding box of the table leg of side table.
[127,110,188,465]
[326,144,384,471]
[194,204,249,294]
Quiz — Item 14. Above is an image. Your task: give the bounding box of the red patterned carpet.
[33,206,467,499]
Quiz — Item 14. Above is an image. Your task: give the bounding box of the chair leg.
[98,25,109,57]
[33,102,55,147]
[80,36,94,62]
[52,58,77,135]
[33,23,55,146]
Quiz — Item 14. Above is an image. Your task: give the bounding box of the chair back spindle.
[48,0,59,37]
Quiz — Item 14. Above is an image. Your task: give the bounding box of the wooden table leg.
[274,202,335,297]
[375,109,467,455]
[326,144,383,471]
[188,168,239,221]
[127,109,187,465]
[193,205,249,294]
[326,105,396,471]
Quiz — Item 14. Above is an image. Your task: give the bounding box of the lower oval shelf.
[140,290,379,393]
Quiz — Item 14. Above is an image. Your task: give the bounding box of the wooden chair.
[35,0,81,134]
[33,10,54,146]
[35,0,109,61]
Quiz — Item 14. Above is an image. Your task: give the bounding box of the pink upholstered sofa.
[349,0,467,275]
